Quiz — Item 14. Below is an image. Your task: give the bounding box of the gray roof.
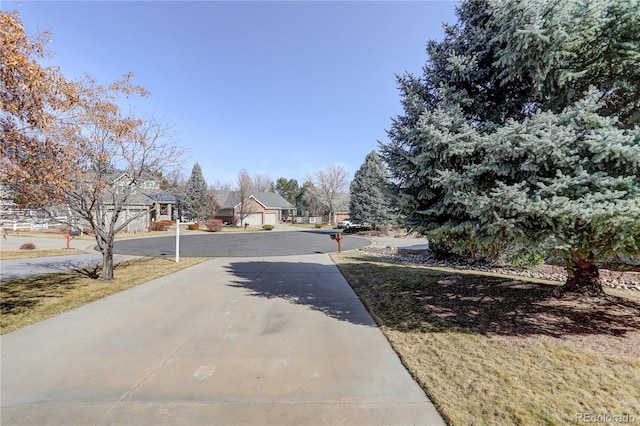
[217,191,294,209]
[145,192,180,203]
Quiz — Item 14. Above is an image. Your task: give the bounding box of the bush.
[20,242,36,250]
[151,220,174,231]
[343,226,372,234]
[262,224,274,231]
[188,223,199,231]
[314,223,324,228]
[206,219,224,232]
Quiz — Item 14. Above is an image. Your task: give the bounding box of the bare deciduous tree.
[236,169,254,226]
[252,173,274,192]
[202,186,220,220]
[305,165,349,223]
[1,11,185,280]
[64,116,184,280]
[211,180,233,192]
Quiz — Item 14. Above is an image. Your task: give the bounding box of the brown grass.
[0,248,85,260]
[1,257,206,334]
[331,253,640,426]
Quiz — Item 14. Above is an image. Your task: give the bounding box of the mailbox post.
[330,232,342,253]
[65,229,76,249]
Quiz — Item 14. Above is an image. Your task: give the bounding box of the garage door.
[264,213,277,225]
[244,213,262,226]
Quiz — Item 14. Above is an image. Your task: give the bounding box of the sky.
[3,0,458,187]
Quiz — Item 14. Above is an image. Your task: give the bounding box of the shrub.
[206,219,224,232]
[343,226,369,234]
[20,242,36,250]
[188,223,199,231]
[262,224,274,231]
[314,223,324,229]
[151,220,174,231]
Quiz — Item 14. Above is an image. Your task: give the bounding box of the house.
[295,188,351,223]
[333,192,351,223]
[0,174,180,233]
[215,191,296,226]
[109,174,180,232]
[74,173,179,233]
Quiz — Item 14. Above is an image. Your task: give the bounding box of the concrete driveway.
[1,253,444,425]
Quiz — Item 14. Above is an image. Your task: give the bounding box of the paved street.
[112,229,370,257]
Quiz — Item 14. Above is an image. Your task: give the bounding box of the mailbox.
[330,232,342,252]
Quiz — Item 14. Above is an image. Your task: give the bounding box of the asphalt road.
[113,229,370,257]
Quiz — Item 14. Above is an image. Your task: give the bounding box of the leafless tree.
[64,117,184,280]
[236,169,254,226]
[211,180,233,192]
[252,173,274,192]
[305,165,349,223]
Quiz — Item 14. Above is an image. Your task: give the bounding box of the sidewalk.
[1,254,445,425]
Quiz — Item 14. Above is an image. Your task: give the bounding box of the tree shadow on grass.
[418,274,640,337]
[0,261,128,315]
[1,272,83,315]
[223,260,377,327]
[337,257,640,338]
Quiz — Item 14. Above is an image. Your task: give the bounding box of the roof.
[145,192,180,203]
[254,192,295,209]
[217,191,294,209]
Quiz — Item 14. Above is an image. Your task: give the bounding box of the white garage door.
[244,213,262,226]
[264,213,277,225]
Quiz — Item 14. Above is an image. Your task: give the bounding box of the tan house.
[98,173,180,232]
[215,191,295,226]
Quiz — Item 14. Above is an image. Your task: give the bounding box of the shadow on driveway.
[223,260,377,327]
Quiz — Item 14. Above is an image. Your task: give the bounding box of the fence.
[294,216,324,224]
[0,220,67,232]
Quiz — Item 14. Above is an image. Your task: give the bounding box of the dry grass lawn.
[332,252,640,426]
[1,257,206,334]
[0,248,85,260]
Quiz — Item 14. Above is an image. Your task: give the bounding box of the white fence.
[294,216,324,224]
[1,220,67,232]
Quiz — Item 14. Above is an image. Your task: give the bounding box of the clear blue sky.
[3,1,458,187]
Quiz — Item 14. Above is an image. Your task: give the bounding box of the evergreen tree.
[183,163,208,221]
[381,0,640,294]
[275,177,300,205]
[349,151,396,229]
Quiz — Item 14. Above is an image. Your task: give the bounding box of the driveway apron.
[1,254,444,425]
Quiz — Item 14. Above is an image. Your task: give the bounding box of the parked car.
[337,218,365,229]
[336,218,352,229]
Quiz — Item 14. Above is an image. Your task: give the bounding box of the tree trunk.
[99,238,115,281]
[562,249,604,295]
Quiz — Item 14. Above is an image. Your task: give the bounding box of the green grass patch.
[331,252,640,426]
[1,257,206,334]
